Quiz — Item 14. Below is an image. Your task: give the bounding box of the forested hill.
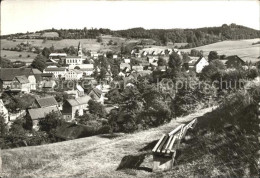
[2,24,260,48]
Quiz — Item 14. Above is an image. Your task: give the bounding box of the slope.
[2,107,215,178]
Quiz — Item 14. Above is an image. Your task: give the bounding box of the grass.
[1,107,214,178]
[180,38,260,63]
[0,50,37,63]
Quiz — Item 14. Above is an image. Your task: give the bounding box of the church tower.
[77,42,83,58]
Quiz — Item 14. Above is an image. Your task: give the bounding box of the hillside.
[180,38,260,63]
[2,107,215,178]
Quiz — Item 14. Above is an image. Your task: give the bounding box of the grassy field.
[1,107,215,178]
[0,50,37,63]
[180,38,260,63]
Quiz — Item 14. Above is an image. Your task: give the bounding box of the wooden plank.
[152,134,166,153]
[166,136,177,154]
[168,124,185,136]
[162,135,174,154]
[157,135,169,153]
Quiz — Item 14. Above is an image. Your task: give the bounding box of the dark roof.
[0,68,33,81]
[14,75,29,84]
[44,67,67,72]
[89,88,102,98]
[36,96,58,108]
[42,81,56,88]
[28,106,60,120]
[41,73,54,77]
[225,55,245,64]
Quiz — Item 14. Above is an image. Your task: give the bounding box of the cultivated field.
[180,38,260,63]
[2,107,214,178]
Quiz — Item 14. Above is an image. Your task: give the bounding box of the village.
[1,0,260,176]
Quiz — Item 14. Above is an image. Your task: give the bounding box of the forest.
[1,24,260,48]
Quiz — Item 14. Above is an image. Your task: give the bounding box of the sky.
[1,0,260,35]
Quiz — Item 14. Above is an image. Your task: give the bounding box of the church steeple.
[77,41,82,58]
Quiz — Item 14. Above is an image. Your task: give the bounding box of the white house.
[188,57,209,73]
[43,67,68,78]
[124,58,131,64]
[69,64,94,76]
[113,54,118,59]
[66,56,84,65]
[64,69,84,80]
[0,99,9,123]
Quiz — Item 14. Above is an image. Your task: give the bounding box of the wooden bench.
[152,118,197,172]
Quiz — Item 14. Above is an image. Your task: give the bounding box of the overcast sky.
[1,0,260,35]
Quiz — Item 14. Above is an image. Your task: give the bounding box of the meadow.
[2,107,213,178]
[181,38,260,63]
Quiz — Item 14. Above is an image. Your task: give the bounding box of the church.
[65,42,84,65]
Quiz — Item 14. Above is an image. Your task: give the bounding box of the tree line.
[2,24,260,48]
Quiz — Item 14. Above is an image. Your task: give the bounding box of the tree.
[0,113,7,137]
[0,57,13,68]
[88,100,107,118]
[97,36,102,43]
[38,111,62,133]
[208,51,219,61]
[42,47,51,57]
[200,59,226,80]
[168,51,183,73]
[157,57,167,66]
[31,54,47,71]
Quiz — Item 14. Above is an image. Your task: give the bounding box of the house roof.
[36,96,58,108]
[49,53,67,57]
[225,55,245,64]
[41,73,54,77]
[89,88,102,98]
[188,57,206,66]
[44,67,67,72]
[28,106,60,120]
[14,75,29,84]
[120,63,131,69]
[69,69,83,74]
[66,56,82,59]
[66,95,91,107]
[0,68,33,81]
[42,81,56,88]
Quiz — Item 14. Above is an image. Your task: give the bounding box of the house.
[43,67,68,78]
[64,69,83,80]
[141,51,148,57]
[120,63,131,71]
[88,88,104,104]
[0,99,9,123]
[223,55,246,68]
[42,80,56,91]
[11,75,31,93]
[124,58,131,64]
[132,65,144,72]
[62,95,91,121]
[65,42,84,65]
[0,68,40,91]
[65,84,85,98]
[187,56,209,73]
[41,73,54,80]
[28,106,61,129]
[49,53,67,64]
[69,64,94,76]
[113,54,118,59]
[148,57,159,66]
[66,56,83,65]
[34,96,59,108]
